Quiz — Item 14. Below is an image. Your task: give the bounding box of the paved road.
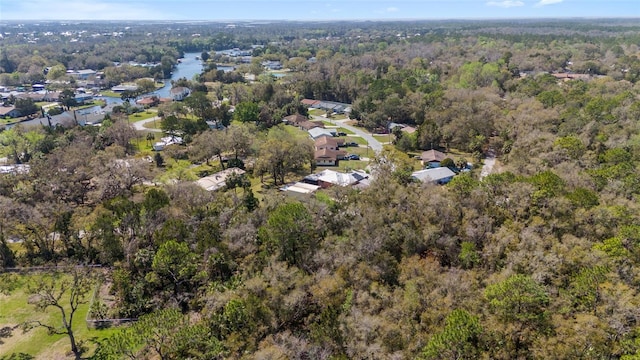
[311,115,383,153]
[133,116,162,132]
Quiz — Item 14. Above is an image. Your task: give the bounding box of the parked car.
[346,154,360,160]
[337,132,347,136]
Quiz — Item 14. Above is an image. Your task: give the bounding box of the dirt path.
[480,151,496,179]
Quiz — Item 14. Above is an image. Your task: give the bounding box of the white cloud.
[486,0,525,8]
[535,0,563,6]
[386,7,399,13]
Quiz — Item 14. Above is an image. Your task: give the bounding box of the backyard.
[0,272,118,359]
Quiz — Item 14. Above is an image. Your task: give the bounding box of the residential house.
[170,87,191,101]
[297,120,324,131]
[301,99,321,107]
[42,91,61,102]
[0,164,30,175]
[67,69,97,80]
[308,127,337,140]
[74,93,93,104]
[301,99,351,114]
[111,84,139,92]
[136,97,159,107]
[283,113,309,125]
[420,149,448,167]
[196,167,246,191]
[153,136,183,151]
[0,106,21,118]
[280,182,321,195]
[314,149,340,166]
[411,167,456,184]
[401,126,417,134]
[206,121,226,130]
[304,169,370,188]
[314,136,345,153]
[262,60,283,70]
[551,72,593,81]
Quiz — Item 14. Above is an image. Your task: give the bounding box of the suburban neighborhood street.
[310,115,383,153]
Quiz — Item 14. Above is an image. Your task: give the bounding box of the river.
[152,52,205,98]
[17,52,207,128]
[96,52,205,105]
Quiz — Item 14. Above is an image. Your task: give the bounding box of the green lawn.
[320,120,336,127]
[373,134,393,143]
[99,91,121,98]
[76,100,106,110]
[343,135,367,145]
[0,273,119,359]
[336,127,355,135]
[128,111,157,123]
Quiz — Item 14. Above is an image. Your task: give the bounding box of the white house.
[153,136,183,151]
[411,167,456,184]
[170,87,191,101]
[196,167,246,191]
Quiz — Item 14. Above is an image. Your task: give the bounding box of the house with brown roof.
[283,113,309,125]
[314,148,341,166]
[0,106,21,118]
[283,113,324,131]
[136,97,159,107]
[298,120,324,131]
[315,136,345,152]
[301,99,321,107]
[420,149,448,167]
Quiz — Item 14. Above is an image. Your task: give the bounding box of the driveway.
[133,116,162,132]
[311,115,383,153]
[480,150,496,179]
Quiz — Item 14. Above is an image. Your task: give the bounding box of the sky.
[1,0,638,21]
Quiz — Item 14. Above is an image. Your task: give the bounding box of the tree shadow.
[0,325,16,345]
[0,353,35,360]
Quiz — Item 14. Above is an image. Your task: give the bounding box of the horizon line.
[3,16,640,22]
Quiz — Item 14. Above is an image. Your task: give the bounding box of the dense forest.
[2,19,640,359]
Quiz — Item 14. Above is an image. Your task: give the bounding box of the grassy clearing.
[132,132,159,153]
[320,120,335,127]
[76,100,105,110]
[343,135,366,145]
[373,134,393,143]
[344,146,373,158]
[0,273,119,359]
[142,121,161,131]
[128,111,157,123]
[0,118,22,125]
[98,91,121,98]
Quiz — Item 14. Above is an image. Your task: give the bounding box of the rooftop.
[196,167,246,192]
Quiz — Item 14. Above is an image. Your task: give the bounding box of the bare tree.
[24,267,95,360]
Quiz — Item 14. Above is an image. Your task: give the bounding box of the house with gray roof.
[412,167,456,184]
